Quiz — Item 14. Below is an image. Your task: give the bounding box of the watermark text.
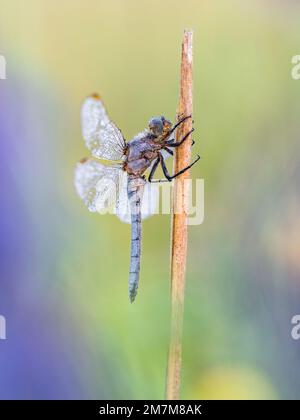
[291,315,300,340]
[0,315,6,340]
[95,178,204,226]
[291,55,300,80]
[0,55,6,80]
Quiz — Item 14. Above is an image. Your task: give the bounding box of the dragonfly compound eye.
[148,117,164,136]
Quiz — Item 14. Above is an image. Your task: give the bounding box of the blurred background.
[1,0,300,400]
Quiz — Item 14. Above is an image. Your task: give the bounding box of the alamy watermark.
[0,55,6,80]
[291,315,300,340]
[0,315,6,340]
[291,55,300,80]
[95,178,204,226]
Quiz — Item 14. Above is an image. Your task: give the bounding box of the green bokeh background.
[1,0,300,399]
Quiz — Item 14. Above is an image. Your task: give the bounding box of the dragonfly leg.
[163,146,173,156]
[167,128,194,147]
[167,138,195,147]
[148,153,200,183]
[148,157,160,182]
[168,114,192,136]
[148,154,169,183]
[160,153,201,181]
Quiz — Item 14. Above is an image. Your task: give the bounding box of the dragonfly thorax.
[125,134,161,176]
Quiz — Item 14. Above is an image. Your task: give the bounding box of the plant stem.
[165,29,193,400]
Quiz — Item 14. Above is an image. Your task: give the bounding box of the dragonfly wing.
[115,174,159,224]
[75,158,124,213]
[81,94,126,161]
[160,149,172,160]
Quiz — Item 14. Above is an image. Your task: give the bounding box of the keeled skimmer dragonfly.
[75,94,199,302]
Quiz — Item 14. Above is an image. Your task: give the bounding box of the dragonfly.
[75,94,200,302]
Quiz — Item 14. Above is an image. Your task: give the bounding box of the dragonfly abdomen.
[127,176,146,302]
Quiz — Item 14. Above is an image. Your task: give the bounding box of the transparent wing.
[160,149,172,160]
[81,94,126,161]
[75,158,125,213]
[115,174,159,224]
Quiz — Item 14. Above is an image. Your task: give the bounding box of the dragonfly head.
[149,116,172,138]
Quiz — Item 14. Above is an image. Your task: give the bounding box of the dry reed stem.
[165,30,193,400]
